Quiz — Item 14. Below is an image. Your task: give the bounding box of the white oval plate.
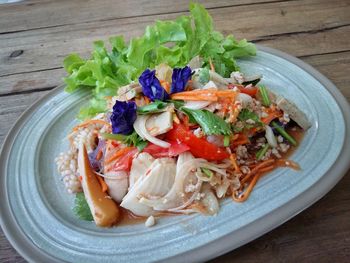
[1,46,350,263]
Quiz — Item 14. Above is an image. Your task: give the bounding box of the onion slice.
[133,115,170,148]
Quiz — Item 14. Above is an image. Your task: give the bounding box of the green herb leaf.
[73,192,93,221]
[63,3,256,119]
[137,100,168,114]
[168,99,185,109]
[238,109,263,126]
[182,108,232,135]
[102,131,148,151]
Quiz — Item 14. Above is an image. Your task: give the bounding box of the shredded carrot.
[209,58,215,72]
[230,154,241,173]
[258,165,275,174]
[105,146,134,164]
[96,174,108,193]
[276,159,300,170]
[170,88,237,101]
[261,111,283,124]
[170,94,218,101]
[72,119,110,132]
[232,173,260,202]
[241,159,275,185]
[144,96,150,105]
[232,133,250,146]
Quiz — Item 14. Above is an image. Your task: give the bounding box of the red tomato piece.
[166,123,229,161]
[111,148,138,171]
[228,84,258,96]
[143,141,190,158]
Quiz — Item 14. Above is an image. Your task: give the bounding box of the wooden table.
[1,0,349,262]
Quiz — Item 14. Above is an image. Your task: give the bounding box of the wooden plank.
[0,90,49,143]
[0,68,64,95]
[0,0,285,34]
[1,0,349,77]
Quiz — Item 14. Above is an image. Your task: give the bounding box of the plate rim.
[0,45,349,263]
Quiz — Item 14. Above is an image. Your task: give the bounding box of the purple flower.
[139,69,169,101]
[110,101,137,135]
[170,66,192,94]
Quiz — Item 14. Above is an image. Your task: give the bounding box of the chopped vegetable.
[181,108,232,135]
[223,135,230,147]
[238,109,263,127]
[271,121,297,146]
[201,167,214,178]
[171,88,237,101]
[63,3,256,119]
[170,66,192,94]
[256,144,270,160]
[259,85,270,107]
[101,131,148,151]
[229,84,258,96]
[73,192,94,221]
[143,141,190,158]
[139,69,169,101]
[137,100,168,114]
[110,101,137,135]
[166,123,229,161]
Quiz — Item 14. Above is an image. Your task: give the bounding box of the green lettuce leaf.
[63,3,256,119]
[73,193,93,221]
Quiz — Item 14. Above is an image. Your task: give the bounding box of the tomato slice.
[143,141,190,158]
[166,123,229,161]
[111,148,138,171]
[228,84,258,96]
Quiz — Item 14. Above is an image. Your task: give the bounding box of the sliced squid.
[120,158,176,216]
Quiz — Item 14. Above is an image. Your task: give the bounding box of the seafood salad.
[55,3,310,227]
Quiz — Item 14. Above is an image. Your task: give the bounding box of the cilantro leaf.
[238,109,263,126]
[73,193,93,221]
[181,108,232,135]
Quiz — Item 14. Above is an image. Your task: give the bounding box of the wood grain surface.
[0,0,349,262]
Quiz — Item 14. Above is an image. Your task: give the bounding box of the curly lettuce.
[63,3,256,120]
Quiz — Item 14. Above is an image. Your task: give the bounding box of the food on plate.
[55,3,310,227]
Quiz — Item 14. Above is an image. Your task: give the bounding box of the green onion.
[101,133,126,141]
[259,85,270,106]
[137,100,168,114]
[201,167,214,178]
[271,121,297,146]
[223,135,230,147]
[256,144,269,160]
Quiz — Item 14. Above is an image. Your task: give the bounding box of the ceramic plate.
[1,46,350,263]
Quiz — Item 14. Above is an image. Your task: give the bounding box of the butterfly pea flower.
[110,101,137,135]
[139,69,170,101]
[170,66,193,94]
